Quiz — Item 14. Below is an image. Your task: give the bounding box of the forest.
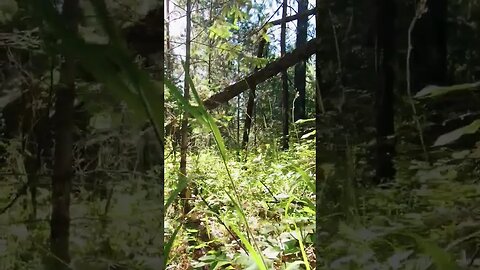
[1,0,480,269]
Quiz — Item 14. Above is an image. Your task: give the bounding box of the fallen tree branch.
[268,8,316,26]
[0,182,28,215]
[203,37,320,110]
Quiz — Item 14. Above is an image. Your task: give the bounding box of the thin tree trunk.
[242,39,267,149]
[411,0,447,94]
[242,85,256,149]
[237,95,240,146]
[15,82,39,223]
[166,0,172,80]
[374,0,396,183]
[236,60,241,150]
[281,0,289,150]
[49,0,78,268]
[411,0,447,143]
[294,0,308,121]
[268,8,316,26]
[208,1,213,86]
[179,0,192,215]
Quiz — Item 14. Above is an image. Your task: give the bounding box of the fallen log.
[203,37,320,110]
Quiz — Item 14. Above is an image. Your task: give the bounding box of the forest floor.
[165,140,316,269]
[1,139,480,269]
[166,139,480,270]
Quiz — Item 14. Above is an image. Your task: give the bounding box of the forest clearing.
[0,0,480,269]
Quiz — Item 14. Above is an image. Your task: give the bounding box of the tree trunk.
[242,85,256,149]
[411,0,447,94]
[410,0,448,148]
[281,0,289,150]
[294,0,308,121]
[208,1,213,86]
[242,39,267,149]
[374,0,396,183]
[49,0,79,268]
[179,0,192,215]
[268,8,316,26]
[166,0,173,80]
[237,95,240,146]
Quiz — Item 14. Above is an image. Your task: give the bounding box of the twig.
[406,0,430,163]
[0,182,28,215]
[197,193,248,254]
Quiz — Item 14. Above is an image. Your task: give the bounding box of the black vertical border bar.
[160,0,165,269]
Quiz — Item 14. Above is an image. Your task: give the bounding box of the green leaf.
[294,118,315,124]
[406,233,459,270]
[294,223,311,270]
[89,113,112,130]
[301,130,316,139]
[209,21,234,39]
[164,175,189,211]
[434,119,480,146]
[415,82,480,99]
[285,261,305,270]
[164,223,183,268]
[212,261,232,270]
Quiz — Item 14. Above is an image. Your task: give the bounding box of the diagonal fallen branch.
[268,8,317,26]
[203,37,320,110]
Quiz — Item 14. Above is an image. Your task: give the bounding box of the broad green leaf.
[434,119,480,146]
[406,233,459,270]
[89,113,112,130]
[263,246,280,259]
[301,130,316,139]
[415,82,480,99]
[209,21,234,39]
[295,118,315,124]
[285,261,305,270]
[212,261,232,270]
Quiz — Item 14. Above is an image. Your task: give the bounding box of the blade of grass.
[227,222,267,270]
[164,223,183,268]
[164,175,189,211]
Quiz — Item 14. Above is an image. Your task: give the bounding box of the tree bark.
[374,0,396,183]
[165,0,173,80]
[242,39,267,149]
[49,0,79,268]
[411,0,447,93]
[203,37,320,110]
[281,0,289,150]
[179,0,192,215]
[242,85,256,149]
[410,0,448,147]
[124,7,164,57]
[294,0,308,121]
[268,8,316,26]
